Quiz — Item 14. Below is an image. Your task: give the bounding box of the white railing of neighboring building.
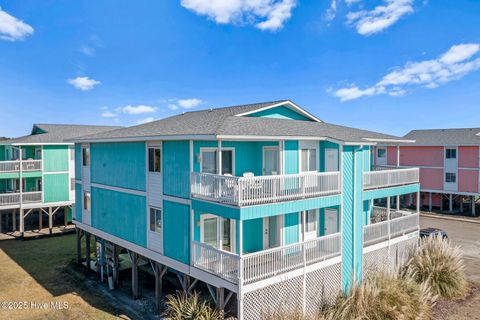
[192,233,342,285]
[191,171,341,206]
[363,168,419,190]
[0,191,42,206]
[363,212,419,247]
[0,160,42,173]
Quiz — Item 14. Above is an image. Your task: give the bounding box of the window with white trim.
[445,172,456,183]
[301,148,317,172]
[148,147,161,173]
[82,147,90,166]
[305,209,318,233]
[149,207,162,233]
[377,148,386,158]
[200,149,234,175]
[445,148,457,159]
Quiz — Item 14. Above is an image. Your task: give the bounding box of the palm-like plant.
[163,291,223,320]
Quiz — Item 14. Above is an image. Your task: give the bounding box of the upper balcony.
[0,160,42,173]
[363,167,419,191]
[0,191,42,207]
[191,171,341,207]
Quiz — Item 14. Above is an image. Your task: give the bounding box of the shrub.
[326,272,433,320]
[162,291,223,320]
[402,236,467,298]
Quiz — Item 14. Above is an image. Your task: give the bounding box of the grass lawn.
[0,234,134,320]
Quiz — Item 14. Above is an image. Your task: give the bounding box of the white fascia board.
[216,135,327,141]
[234,100,323,123]
[362,138,416,144]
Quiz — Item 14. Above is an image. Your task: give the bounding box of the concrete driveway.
[420,215,480,282]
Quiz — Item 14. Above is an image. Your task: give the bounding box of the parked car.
[419,228,448,239]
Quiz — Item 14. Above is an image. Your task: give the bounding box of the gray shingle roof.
[72,100,409,144]
[403,128,480,146]
[2,124,122,145]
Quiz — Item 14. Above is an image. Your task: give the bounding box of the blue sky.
[0,0,479,137]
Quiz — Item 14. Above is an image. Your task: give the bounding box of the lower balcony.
[192,232,342,285]
[0,191,42,206]
[0,160,42,173]
[191,171,341,207]
[363,206,419,247]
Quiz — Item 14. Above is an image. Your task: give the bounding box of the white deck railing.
[363,168,419,190]
[0,160,42,173]
[192,233,342,285]
[243,232,342,284]
[191,171,341,206]
[363,212,419,246]
[0,191,42,206]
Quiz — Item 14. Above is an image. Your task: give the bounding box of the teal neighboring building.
[71,100,421,319]
[0,124,120,235]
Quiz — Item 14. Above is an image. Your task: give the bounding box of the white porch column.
[440,195,444,211]
[217,140,222,175]
[449,194,453,213]
[416,192,420,213]
[396,145,400,167]
[238,220,244,320]
[387,197,391,221]
[460,197,464,213]
[396,195,400,211]
[428,192,432,211]
[19,208,24,237]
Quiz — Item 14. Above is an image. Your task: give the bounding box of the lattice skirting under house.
[363,236,418,279]
[242,261,342,320]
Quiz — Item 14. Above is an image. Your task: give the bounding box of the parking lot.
[420,215,480,282]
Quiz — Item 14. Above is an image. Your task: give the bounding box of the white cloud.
[345,0,361,5]
[0,7,34,41]
[136,117,155,124]
[332,43,480,101]
[180,0,297,31]
[101,110,118,118]
[79,45,95,56]
[177,98,203,109]
[67,76,101,91]
[346,0,414,36]
[324,0,337,21]
[168,104,179,111]
[120,105,157,115]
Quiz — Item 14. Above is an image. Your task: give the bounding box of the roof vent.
[209,108,213,112]
[182,111,185,115]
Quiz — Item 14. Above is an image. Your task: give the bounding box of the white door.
[201,215,236,253]
[263,147,279,175]
[444,147,458,192]
[304,209,319,241]
[376,148,387,167]
[325,148,339,172]
[263,215,282,249]
[324,209,338,235]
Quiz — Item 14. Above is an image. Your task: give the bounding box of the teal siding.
[43,173,69,202]
[91,187,147,247]
[91,142,146,191]
[243,218,263,253]
[163,200,190,264]
[43,145,69,172]
[363,183,420,200]
[241,194,341,220]
[320,141,340,172]
[341,146,364,291]
[363,146,371,172]
[192,199,240,220]
[193,140,278,176]
[284,212,299,245]
[75,143,82,179]
[284,140,299,174]
[163,141,190,199]
[246,105,313,121]
[0,146,5,161]
[75,183,82,222]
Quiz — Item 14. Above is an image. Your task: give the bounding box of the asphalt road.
[420,215,480,282]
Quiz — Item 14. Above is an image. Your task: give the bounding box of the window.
[201,149,234,175]
[148,147,161,173]
[306,210,317,233]
[446,148,457,159]
[201,150,217,174]
[82,147,90,166]
[377,148,386,158]
[203,216,218,247]
[301,148,317,172]
[445,172,456,183]
[83,192,91,211]
[149,207,162,233]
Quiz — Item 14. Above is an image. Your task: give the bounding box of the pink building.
[375,128,480,215]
